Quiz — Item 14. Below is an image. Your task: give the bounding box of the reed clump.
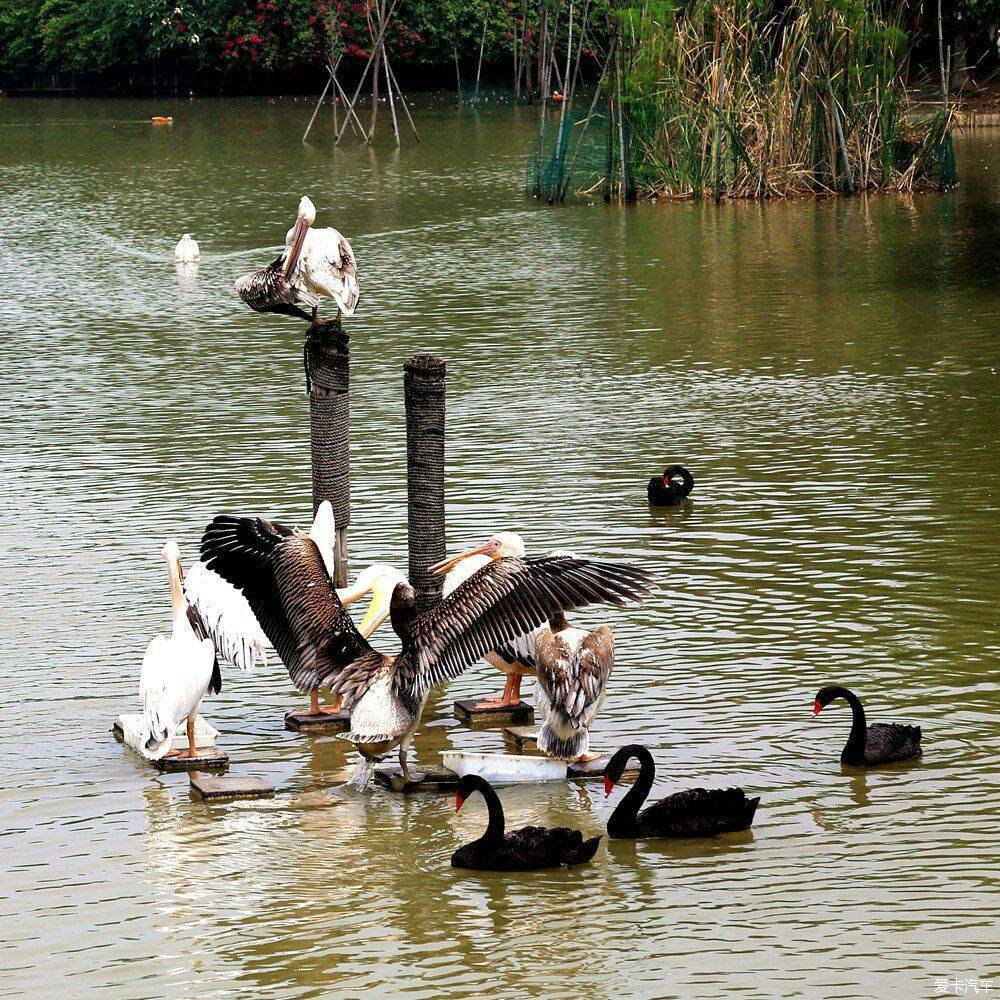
[622,0,956,200]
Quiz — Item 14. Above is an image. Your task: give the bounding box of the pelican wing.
[184,561,268,673]
[200,516,371,693]
[536,626,614,730]
[406,556,653,694]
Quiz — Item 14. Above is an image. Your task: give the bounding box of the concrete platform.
[503,724,541,750]
[284,709,351,733]
[374,765,460,793]
[152,748,229,773]
[454,700,533,726]
[189,773,275,802]
[113,714,218,751]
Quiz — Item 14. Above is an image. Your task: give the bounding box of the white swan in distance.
[174,234,200,263]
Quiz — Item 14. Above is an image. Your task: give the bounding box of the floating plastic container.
[117,713,220,753]
[440,750,567,784]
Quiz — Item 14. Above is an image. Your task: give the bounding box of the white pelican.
[201,516,653,782]
[284,196,360,323]
[429,531,540,708]
[137,541,219,760]
[234,197,318,322]
[174,234,200,262]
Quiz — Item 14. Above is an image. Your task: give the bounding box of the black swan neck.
[608,747,654,835]
[834,687,868,757]
[470,778,506,845]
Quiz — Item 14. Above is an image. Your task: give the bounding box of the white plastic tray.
[440,750,567,783]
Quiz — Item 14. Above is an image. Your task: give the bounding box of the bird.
[180,499,337,677]
[430,531,538,708]
[647,464,694,506]
[813,686,922,766]
[604,745,760,839]
[234,196,319,323]
[174,234,200,262]
[151,116,173,125]
[532,610,614,762]
[137,541,220,760]
[201,516,654,782]
[285,201,359,323]
[451,774,601,871]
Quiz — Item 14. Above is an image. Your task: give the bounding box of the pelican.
[174,233,200,262]
[429,532,539,708]
[285,198,359,323]
[201,517,653,781]
[234,196,318,322]
[137,541,219,760]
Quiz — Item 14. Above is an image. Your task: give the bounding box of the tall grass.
[622,0,955,200]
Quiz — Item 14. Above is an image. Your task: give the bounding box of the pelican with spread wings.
[201,516,654,781]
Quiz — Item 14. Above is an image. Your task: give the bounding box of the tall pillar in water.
[404,354,446,614]
[305,320,350,588]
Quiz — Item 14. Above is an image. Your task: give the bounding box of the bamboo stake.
[384,38,400,145]
[385,58,421,140]
[302,71,333,143]
[335,0,401,146]
[474,15,487,100]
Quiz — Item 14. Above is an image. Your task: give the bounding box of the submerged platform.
[189,772,275,802]
[503,724,541,750]
[453,700,533,726]
[374,765,460,793]
[153,748,229,773]
[284,709,351,733]
[114,713,219,751]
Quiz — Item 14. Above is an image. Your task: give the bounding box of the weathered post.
[305,319,350,588]
[403,354,446,614]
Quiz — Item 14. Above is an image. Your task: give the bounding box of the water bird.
[647,464,694,506]
[532,610,614,762]
[174,233,200,263]
[234,196,319,323]
[451,775,601,871]
[430,531,538,708]
[287,210,359,322]
[201,517,653,782]
[813,686,922,766]
[137,541,220,760]
[604,746,760,838]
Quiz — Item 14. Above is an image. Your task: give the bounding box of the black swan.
[451,775,601,871]
[647,465,694,506]
[603,745,759,839]
[813,686,922,766]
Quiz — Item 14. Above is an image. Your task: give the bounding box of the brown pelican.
[174,234,200,262]
[137,541,220,760]
[234,197,318,322]
[286,206,359,322]
[430,532,539,708]
[201,517,653,781]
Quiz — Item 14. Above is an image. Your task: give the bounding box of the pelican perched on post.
[201,516,653,782]
[137,542,220,760]
[234,196,318,322]
[285,198,359,323]
[429,532,539,708]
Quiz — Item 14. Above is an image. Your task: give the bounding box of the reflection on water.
[0,97,998,997]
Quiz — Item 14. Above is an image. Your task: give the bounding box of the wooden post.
[403,355,446,614]
[305,320,350,587]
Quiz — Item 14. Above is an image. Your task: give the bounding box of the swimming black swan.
[603,745,759,839]
[647,465,694,506]
[813,686,922,766]
[451,775,601,871]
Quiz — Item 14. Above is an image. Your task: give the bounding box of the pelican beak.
[338,577,370,608]
[428,541,499,576]
[283,215,311,279]
[357,578,394,638]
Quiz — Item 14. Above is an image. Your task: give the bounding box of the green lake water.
[0,97,998,997]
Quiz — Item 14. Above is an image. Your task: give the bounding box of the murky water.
[1,97,998,997]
